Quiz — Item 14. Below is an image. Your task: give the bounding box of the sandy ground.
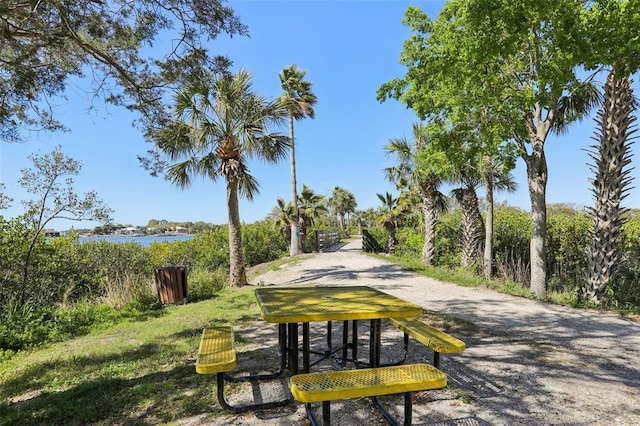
[183,238,640,426]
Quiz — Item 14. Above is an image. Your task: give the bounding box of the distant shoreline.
[79,234,194,246]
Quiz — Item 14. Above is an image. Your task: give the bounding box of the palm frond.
[553,80,602,135]
[239,171,260,201]
[166,159,197,189]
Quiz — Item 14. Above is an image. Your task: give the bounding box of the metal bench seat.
[389,317,465,369]
[195,327,291,413]
[289,363,447,425]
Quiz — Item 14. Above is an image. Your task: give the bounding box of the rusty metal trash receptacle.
[154,266,188,304]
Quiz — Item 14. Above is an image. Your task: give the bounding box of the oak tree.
[1,0,246,141]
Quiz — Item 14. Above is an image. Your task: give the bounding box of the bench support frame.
[215,372,292,413]
[304,393,414,426]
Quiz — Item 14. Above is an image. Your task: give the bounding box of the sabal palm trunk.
[460,187,481,268]
[483,178,494,279]
[227,178,247,287]
[387,226,397,254]
[581,69,635,303]
[289,114,302,256]
[420,176,438,265]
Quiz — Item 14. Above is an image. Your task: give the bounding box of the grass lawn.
[0,287,260,426]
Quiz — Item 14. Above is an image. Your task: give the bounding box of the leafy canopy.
[0,0,247,141]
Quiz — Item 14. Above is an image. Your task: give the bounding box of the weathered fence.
[315,230,341,251]
[362,229,384,253]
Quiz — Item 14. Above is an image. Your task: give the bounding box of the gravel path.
[189,238,640,426]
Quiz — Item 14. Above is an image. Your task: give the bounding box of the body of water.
[79,235,194,246]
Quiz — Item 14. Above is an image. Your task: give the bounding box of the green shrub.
[186,267,228,300]
[605,216,640,310]
[0,303,52,351]
[434,210,462,267]
[394,226,422,259]
[546,210,591,293]
[0,301,165,352]
[242,221,288,264]
[493,206,531,283]
[76,240,153,308]
[184,228,230,270]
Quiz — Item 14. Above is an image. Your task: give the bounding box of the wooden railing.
[315,230,341,251]
[362,230,384,253]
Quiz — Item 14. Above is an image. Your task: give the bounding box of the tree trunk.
[421,190,437,265]
[460,186,481,268]
[526,148,548,298]
[581,69,635,303]
[289,114,302,256]
[227,178,247,287]
[422,198,436,265]
[387,226,397,254]
[483,178,494,279]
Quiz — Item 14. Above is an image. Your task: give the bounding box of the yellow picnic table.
[255,286,423,372]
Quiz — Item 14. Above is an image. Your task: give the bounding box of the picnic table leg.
[303,322,310,373]
[404,392,413,426]
[433,351,441,369]
[288,322,298,373]
[341,320,349,365]
[370,319,381,367]
[352,320,358,362]
[279,323,287,372]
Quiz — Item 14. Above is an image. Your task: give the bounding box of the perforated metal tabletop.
[255,286,423,323]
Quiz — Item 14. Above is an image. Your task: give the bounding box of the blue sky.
[1,0,639,231]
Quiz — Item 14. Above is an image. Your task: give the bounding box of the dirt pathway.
[190,238,640,426]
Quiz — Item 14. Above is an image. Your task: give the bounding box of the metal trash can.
[154,266,188,304]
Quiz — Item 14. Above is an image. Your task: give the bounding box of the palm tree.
[478,155,518,279]
[354,208,379,234]
[581,69,636,303]
[376,192,400,254]
[273,197,294,244]
[279,64,318,256]
[384,122,444,265]
[297,184,328,251]
[450,173,483,269]
[328,186,357,236]
[155,70,288,288]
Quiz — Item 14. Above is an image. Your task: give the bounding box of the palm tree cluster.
[378,1,638,302]
[383,123,517,270]
[145,1,638,305]
[274,184,328,252]
[328,186,358,237]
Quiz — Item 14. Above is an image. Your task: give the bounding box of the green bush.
[606,216,640,310]
[394,226,422,259]
[493,206,531,283]
[0,218,291,351]
[243,220,288,264]
[182,228,230,270]
[0,221,98,313]
[0,301,164,352]
[76,240,153,308]
[434,210,462,267]
[186,267,228,300]
[546,210,591,293]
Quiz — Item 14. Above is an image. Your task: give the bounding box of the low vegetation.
[3,200,640,359]
[0,287,259,425]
